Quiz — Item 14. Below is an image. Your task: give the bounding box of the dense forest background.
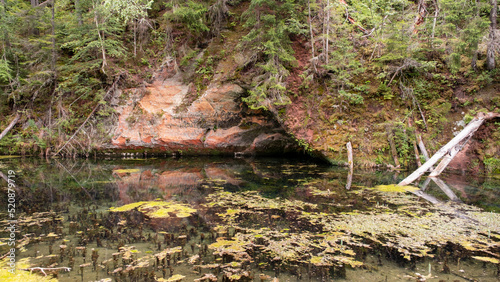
[0,0,499,172]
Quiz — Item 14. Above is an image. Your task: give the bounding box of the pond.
[0,156,499,281]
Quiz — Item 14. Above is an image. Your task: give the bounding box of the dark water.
[0,156,499,281]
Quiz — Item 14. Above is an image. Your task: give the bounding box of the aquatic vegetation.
[114,168,141,174]
[207,191,317,212]
[208,238,248,255]
[373,184,420,193]
[109,201,197,218]
[165,274,186,281]
[205,188,500,268]
[472,256,500,264]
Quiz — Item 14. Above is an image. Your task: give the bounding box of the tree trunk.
[428,134,471,177]
[75,0,83,26]
[412,140,422,167]
[308,0,315,59]
[431,0,439,41]
[134,19,137,57]
[1,0,9,49]
[94,8,107,73]
[0,113,20,141]
[487,0,497,70]
[325,0,330,65]
[51,0,56,72]
[416,135,431,161]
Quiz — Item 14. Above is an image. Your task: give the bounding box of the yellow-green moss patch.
[109,201,197,218]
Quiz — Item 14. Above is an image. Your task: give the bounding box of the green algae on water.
[113,168,141,174]
[109,201,197,218]
[374,184,420,193]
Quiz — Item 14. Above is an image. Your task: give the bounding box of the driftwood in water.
[431,177,461,202]
[0,113,20,141]
[399,112,500,186]
[346,142,353,189]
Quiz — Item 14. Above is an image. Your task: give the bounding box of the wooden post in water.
[346,142,353,190]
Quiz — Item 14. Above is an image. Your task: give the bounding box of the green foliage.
[0,58,12,84]
[339,90,364,105]
[484,158,500,174]
[166,0,209,35]
[240,0,303,110]
[388,121,416,166]
[377,82,393,99]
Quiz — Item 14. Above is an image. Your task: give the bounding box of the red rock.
[109,75,299,155]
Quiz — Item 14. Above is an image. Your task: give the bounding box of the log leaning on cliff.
[398,112,500,186]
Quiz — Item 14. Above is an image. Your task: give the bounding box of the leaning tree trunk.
[487,0,497,70]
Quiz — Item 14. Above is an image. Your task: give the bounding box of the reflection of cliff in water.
[112,161,246,205]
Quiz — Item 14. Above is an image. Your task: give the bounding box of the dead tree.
[399,112,500,186]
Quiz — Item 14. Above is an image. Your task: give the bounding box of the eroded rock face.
[108,74,299,156]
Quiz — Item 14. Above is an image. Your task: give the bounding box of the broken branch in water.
[21,266,71,276]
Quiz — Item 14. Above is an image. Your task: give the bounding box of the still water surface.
[0,156,499,281]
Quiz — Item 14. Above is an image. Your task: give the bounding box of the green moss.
[484,158,500,174]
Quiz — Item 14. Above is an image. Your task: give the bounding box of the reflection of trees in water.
[1,157,498,214]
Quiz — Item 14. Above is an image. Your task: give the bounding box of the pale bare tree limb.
[0,113,20,141]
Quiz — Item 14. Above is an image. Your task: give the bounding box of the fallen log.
[0,113,20,141]
[399,112,500,186]
[428,135,471,177]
